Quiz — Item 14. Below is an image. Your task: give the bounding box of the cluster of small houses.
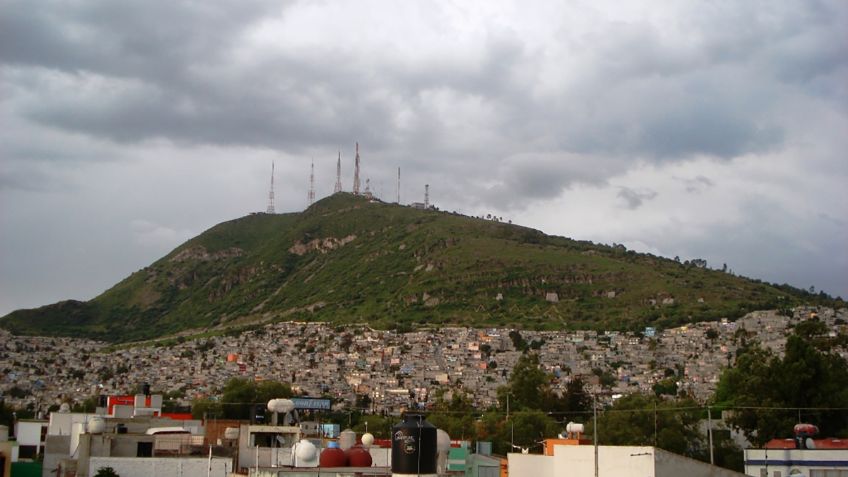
[2,307,845,416]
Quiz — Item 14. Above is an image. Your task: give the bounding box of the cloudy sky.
[1,0,846,316]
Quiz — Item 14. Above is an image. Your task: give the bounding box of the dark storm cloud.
[0,0,282,77]
[617,187,657,210]
[4,0,834,178]
[1,0,846,315]
[675,175,715,194]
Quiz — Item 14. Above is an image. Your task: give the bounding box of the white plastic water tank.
[436,429,451,452]
[294,439,318,467]
[339,428,356,450]
[566,422,585,434]
[361,432,374,448]
[88,417,106,434]
[267,398,295,414]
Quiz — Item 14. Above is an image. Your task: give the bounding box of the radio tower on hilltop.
[425,184,430,209]
[334,151,342,193]
[308,159,315,206]
[266,161,276,214]
[396,167,401,204]
[353,142,361,195]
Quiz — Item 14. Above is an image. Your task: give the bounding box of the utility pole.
[593,394,599,477]
[708,406,715,465]
[654,400,658,446]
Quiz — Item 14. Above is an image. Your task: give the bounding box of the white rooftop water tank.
[88,417,105,434]
[339,428,356,450]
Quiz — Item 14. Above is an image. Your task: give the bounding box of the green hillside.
[1,193,838,342]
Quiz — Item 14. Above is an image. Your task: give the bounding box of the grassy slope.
[1,193,837,342]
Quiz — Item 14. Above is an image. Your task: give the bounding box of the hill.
[1,193,838,342]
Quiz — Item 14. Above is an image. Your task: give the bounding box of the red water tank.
[346,445,373,467]
[794,424,819,437]
[319,447,348,467]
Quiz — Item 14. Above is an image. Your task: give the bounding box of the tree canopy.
[192,377,293,420]
[714,329,848,446]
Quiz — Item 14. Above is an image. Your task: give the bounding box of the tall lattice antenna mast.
[334,151,342,193]
[397,167,400,204]
[353,141,361,195]
[425,184,429,209]
[266,161,276,214]
[308,159,315,206]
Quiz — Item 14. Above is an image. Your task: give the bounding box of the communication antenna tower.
[397,167,401,204]
[334,151,342,193]
[266,161,276,214]
[364,178,372,199]
[425,184,429,209]
[353,142,361,195]
[308,159,315,206]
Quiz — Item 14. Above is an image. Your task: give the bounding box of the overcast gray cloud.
[1,0,846,315]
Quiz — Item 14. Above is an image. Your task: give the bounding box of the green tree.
[427,389,477,441]
[190,398,223,420]
[497,353,552,412]
[214,377,293,420]
[352,414,394,439]
[714,332,848,446]
[477,409,559,455]
[652,377,678,397]
[546,376,592,424]
[590,394,703,457]
[94,467,120,477]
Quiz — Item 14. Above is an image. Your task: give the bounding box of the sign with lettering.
[291,397,332,410]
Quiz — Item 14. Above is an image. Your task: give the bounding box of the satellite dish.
[59,403,71,413]
[805,438,816,449]
[361,433,374,448]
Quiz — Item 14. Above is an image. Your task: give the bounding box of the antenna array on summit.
[308,159,315,206]
[334,151,343,193]
[266,161,276,214]
[353,142,361,195]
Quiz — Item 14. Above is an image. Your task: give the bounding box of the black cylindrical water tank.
[391,414,437,475]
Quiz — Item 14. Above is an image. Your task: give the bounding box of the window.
[137,442,153,457]
[18,445,37,459]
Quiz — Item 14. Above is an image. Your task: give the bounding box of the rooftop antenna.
[353,142,361,195]
[425,184,430,209]
[266,161,276,214]
[397,167,401,204]
[308,158,315,206]
[334,151,342,193]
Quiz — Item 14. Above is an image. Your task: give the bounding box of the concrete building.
[0,424,17,477]
[237,424,301,470]
[42,409,216,477]
[509,443,745,477]
[744,437,848,477]
[88,456,231,477]
[14,419,48,460]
